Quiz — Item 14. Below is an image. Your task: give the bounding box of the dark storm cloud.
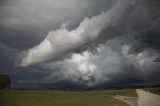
[0,27,45,50]
[0,0,116,53]
[128,18,160,54]
[0,0,115,30]
[0,0,117,88]
[36,35,159,87]
[141,29,160,50]
[15,0,138,67]
[0,0,160,89]
[0,42,53,88]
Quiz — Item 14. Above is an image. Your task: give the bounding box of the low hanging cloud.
[64,42,159,86]
[0,0,160,89]
[23,37,160,87]
[15,0,136,67]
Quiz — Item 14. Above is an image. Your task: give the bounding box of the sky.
[0,0,160,89]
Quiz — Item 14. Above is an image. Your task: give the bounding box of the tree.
[0,74,11,89]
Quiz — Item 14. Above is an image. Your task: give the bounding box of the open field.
[143,87,160,95]
[0,89,136,106]
[0,87,159,106]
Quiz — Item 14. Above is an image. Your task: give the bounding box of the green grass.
[0,89,137,106]
[143,87,160,95]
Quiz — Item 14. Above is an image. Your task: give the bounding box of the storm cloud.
[14,0,136,67]
[0,0,160,88]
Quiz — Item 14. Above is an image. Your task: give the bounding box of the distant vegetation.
[0,74,11,89]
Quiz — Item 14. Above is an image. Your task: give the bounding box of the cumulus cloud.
[1,0,160,88]
[31,37,159,87]
[15,0,136,67]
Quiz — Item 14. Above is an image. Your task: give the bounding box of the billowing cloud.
[25,37,159,87]
[0,0,160,89]
[15,0,136,67]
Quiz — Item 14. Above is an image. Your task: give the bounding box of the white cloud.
[58,41,159,86]
[15,0,136,67]
[13,35,160,86]
[1,0,160,87]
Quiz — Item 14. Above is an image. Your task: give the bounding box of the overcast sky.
[0,0,160,89]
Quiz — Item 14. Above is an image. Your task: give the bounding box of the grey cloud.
[0,0,115,30]
[15,0,136,67]
[30,36,160,87]
[0,27,44,50]
[0,0,160,88]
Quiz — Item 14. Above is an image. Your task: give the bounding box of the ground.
[113,95,138,106]
[0,87,159,106]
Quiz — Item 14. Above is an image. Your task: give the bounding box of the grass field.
[0,88,159,106]
[143,87,160,95]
